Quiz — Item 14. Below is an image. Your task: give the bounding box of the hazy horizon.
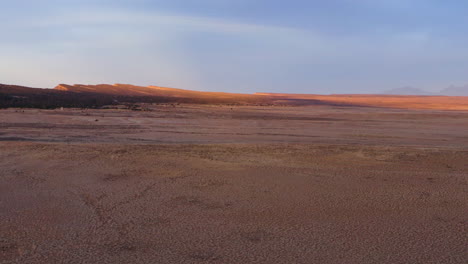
[2,0,468,94]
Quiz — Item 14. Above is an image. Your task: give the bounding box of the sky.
[1,0,468,94]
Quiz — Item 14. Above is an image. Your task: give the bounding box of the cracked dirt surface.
[0,106,467,263]
[0,143,467,263]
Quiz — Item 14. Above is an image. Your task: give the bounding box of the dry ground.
[0,105,467,263]
[1,104,468,147]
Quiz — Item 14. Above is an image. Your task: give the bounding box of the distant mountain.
[439,85,468,96]
[383,84,468,96]
[381,87,433,96]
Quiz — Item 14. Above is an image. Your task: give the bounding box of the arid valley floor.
[1,105,467,263]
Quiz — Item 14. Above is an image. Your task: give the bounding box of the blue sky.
[1,0,468,93]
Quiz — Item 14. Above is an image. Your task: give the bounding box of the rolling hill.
[1,83,468,110]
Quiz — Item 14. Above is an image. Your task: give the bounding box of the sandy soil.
[0,105,467,263]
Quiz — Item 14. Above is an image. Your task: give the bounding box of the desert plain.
[0,104,467,263]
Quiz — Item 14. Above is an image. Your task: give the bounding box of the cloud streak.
[2,1,468,93]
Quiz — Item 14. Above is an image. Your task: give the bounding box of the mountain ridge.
[383,85,468,96]
[382,87,434,96]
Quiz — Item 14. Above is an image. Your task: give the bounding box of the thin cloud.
[1,1,468,93]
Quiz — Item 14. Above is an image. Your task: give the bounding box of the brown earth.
[0,105,467,263]
[256,92,468,110]
[3,83,468,110]
[58,83,468,110]
[55,84,262,100]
